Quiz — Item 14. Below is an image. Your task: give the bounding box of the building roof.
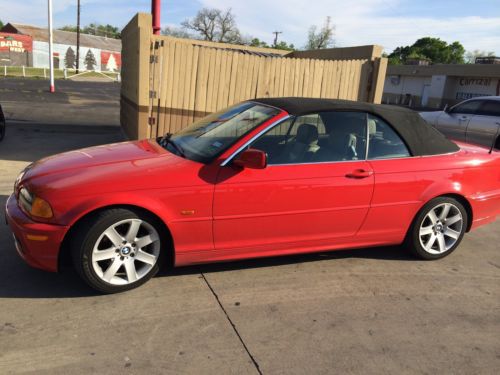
[253,97,459,156]
[1,23,121,52]
[387,63,500,78]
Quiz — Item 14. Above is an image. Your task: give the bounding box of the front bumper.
[4,194,69,272]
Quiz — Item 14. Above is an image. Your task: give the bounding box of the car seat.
[283,123,320,163]
[326,124,359,161]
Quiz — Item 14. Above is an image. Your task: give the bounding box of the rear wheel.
[406,197,467,260]
[71,208,164,293]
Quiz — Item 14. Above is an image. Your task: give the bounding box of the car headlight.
[14,163,33,192]
[14,170,26,192]
[18,187,53,219]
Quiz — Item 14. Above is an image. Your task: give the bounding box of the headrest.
[368,119,377,135]
[296,124,319,144]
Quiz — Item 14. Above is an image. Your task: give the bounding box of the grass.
[1,66,120,80]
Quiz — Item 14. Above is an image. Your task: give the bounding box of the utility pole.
[47,0,55,92]
[272,31,282,47]
[76,0,81,73]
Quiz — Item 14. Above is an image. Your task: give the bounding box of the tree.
[465,50,495,64]
[59,23,121,39]
[247,37,295,51]
[249,38,269,48]
[64,47,76,69]
[59,25,77,33]
[84,49,96,71]
[274,41,295,51]
[305,16,335,50]
[0,20,4,29]
[182,8,242,44]
[161,26,195,39]
[388,37,465,65]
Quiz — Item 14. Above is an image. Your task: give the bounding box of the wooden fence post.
[120,13,152,140]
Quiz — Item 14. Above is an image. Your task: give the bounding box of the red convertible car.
[5,98,500,293]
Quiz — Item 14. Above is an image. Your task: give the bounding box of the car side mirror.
[232,148,267,169]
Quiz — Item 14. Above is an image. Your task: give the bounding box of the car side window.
[250,112,367,165]
[450,100,483,115]
[477,100,500,117]
[316,112,367,162]
[367,114,411,160]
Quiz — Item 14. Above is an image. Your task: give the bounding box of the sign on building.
[0,33,33,53]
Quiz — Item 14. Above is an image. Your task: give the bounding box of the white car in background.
[420,96,500,150]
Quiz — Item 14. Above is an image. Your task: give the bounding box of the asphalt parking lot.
[0,78,499,374]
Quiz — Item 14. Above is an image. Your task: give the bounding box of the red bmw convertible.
[5,98,500,293]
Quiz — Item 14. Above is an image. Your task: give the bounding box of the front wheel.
[406,197,468,260]
[71,208,164,293]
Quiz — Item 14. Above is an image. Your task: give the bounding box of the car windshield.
[159,102,280,163]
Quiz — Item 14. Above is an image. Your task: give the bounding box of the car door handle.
[345,169,373,179]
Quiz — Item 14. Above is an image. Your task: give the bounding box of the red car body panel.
[5,109,500,272]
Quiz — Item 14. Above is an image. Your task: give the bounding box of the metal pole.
[76,0,80,73]
[152,0,161,35]
[48,0,55,92]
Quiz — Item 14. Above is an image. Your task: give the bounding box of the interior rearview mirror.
[232,148,267,169]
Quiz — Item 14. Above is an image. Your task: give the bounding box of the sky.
[1,0,499,55]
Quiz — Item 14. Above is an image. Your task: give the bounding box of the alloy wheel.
[91,219,161,285]
[418,203,464,255]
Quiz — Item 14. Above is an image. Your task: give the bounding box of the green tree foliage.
[249,38,295,51]
[0,20,4,29]
[388,37,465,65]
[59,23,121,39]
[305,16,335,50]
[59,25,77,33]
[249,38,269,48]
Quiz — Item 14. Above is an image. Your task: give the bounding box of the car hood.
[24,139,166,177]
[20,139,203,196]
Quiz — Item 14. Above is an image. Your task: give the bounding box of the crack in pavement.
[200,271,263,375]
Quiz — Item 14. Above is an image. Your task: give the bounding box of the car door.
[212,112,374,255]
[436,99,483,142]
[466,100,500,148]
[359,114,423,243]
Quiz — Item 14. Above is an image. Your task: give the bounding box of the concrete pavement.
[0,78,499,374]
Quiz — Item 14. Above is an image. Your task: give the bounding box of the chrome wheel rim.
[91,219,160,285]
[419,203,463,255]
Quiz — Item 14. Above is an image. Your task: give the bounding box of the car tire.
[71,208,165,293]
[405,197,468,260]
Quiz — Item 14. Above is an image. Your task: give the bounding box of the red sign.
[0,32,33,53]
[101,51,121,71]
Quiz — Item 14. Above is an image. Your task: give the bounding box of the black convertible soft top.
[253,97,459,157]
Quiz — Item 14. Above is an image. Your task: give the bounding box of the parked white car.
[420,96,500,150]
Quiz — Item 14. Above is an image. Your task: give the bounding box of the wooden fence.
[121,13,388,140]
